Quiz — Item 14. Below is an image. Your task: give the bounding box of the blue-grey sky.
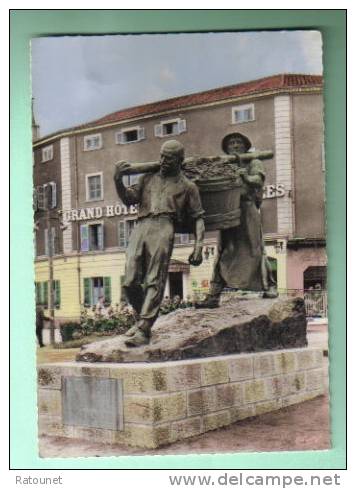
[31,31,322,137]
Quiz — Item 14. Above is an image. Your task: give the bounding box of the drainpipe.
[73,136,82,311]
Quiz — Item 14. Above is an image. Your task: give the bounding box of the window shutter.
[83,278,91,307]
[44,229,49,255]
[43,281,48,308]
[154,124,163,137]
[80,225,89,252]
[37,186,45,210]
[35,282,41,304]
[118,221,126,248]
[178,119,187,133]
[116,130,124,144]
[120,275,126,302]
[54,280,61,308]
[43,183,50,209]
[97,224,104,250]
[138,127,145,140]
[103,277,111,305]
[50,182,57,208]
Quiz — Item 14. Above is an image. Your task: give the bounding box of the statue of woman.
[196,132,278,308]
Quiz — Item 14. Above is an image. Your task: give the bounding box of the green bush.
[59,308,137,344]
[81,317,96,336]
[59,322,81,342]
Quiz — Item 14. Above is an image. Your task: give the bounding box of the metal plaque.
[62,376,123,430]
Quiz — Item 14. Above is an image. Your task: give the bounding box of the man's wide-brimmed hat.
[221,132,252,154]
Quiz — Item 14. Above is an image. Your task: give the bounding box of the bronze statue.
[196,132,278,309]
[114,140,205,347]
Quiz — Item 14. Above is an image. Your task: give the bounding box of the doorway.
[169,272,183,299]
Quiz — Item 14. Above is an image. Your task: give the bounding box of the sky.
[31,31,323,137]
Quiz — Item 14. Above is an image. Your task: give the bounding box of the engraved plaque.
[62,376,123,430]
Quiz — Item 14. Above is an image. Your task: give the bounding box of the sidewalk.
[307,320,328,354]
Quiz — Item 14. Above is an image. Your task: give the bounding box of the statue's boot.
[124,319,152,347]
[124,325,139,337]
[195,294,220,309]
[262,286,279,299]
[124,329,149,347]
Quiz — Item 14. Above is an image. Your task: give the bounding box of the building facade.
[33,74,326,322]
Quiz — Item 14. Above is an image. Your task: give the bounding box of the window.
[53,280,61,308]
[86,173,103,201]
[122,174,141,186]
[80,223,104,251]
[83,133,102,151]
[154,118,187,137]
[41,145,53,162]
[46,182,57,208]
[35,281,48,308]
[232,104,255,124]
[303,266,327,290]
[118,219,137,248]
[83,277,111,307]
[34,187,43,210]
[116,126,145,144]
[44,227,56,255]
[35,280,60,309]
[35,182,57,210]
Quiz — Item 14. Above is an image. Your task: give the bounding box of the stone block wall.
[37,348,325,449]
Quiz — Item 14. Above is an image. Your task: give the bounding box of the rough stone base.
[77,297,307,363]
[38,348,325,449]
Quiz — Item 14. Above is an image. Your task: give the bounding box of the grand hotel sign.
[63,184,286,223]
[63,204,138,222]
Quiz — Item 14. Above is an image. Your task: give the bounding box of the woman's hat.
[221,132,252,154]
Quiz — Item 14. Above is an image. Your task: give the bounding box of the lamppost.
[45,190,55,345]
[35,185,67,345]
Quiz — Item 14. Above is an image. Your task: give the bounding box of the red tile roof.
[37,74,323,142]
[83,74,322,128]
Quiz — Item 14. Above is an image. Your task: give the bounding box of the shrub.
[59,322,81,342]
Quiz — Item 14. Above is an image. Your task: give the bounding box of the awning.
[169,259,190,273]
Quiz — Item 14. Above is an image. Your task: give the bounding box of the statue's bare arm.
[189,217,205,266]
[113,161,142,205]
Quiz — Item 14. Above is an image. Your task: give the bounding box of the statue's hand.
[189,247,203,266]
[114,160,131,179]
[238,167,249,181]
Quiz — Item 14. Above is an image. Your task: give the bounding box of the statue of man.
[196,132,278,309]
[114,140,205,347]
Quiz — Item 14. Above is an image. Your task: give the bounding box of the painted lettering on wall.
[63,185,285,223]
[63,204,138,222]
[263,184,285,199]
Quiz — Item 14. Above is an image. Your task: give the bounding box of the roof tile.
[37,74,323,141]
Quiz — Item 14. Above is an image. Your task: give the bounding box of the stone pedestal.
[38,347,325,450]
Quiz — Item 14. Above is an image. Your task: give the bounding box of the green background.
[10,9,346,469]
